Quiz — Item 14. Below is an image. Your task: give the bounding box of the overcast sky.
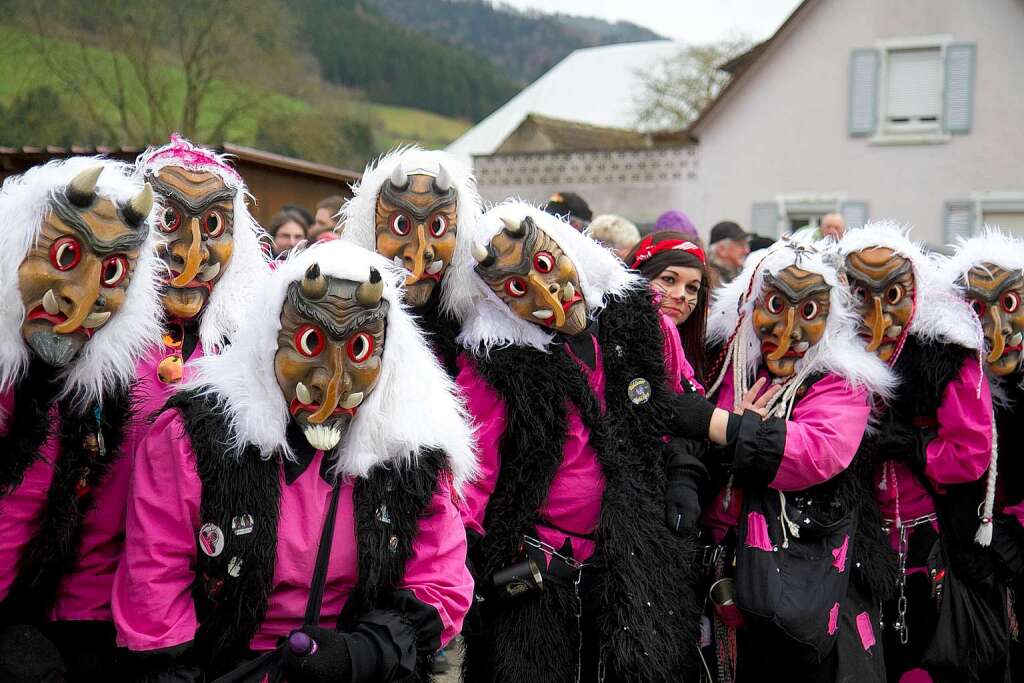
[497,0,804,42]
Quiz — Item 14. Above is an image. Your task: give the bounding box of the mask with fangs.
[274,263,389,452]
[472,215,588,336]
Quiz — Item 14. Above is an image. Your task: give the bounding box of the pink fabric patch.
[831,534,849,572]
[856,611,876,651]
[744,511,773,552]
[900,669,933,683]
[827,602,840,636]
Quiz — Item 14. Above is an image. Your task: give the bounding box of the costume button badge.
[199,523,225,557]
[627,377,652,405]
[232,514,255,536]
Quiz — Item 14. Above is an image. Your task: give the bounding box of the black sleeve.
[664,437,709,535]
[724,410,787,489]
[119,641,201,683]
[663,390,717,441]
[347,589,444,683]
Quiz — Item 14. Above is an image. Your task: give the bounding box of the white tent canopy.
[445,40,683,165]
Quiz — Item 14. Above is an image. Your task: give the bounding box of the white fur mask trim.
[708,241,895,399]
[447,200,641,354]
[177,240,478,490]
[0,156,164,409]
[137,139,270,352]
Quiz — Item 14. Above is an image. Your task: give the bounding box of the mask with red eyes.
[752,267,831,377]
[963,263,1024,376]
[17,166,153,367]
[472,215,588,336]
[274,263,388,452]
[844,247,916,363]
[149,166,236,320]
[374,165,458,308]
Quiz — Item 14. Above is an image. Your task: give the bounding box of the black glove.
[665,391,717,441]
[664,439,706,535]
[283,626,353,683]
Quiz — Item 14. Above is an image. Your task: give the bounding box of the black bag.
[734,487,855,659]
[921,542,1009,678]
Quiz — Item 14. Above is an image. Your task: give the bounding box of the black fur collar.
[891,334,974,418]
[0,358,61,496]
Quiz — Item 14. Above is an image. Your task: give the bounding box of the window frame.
[872,34,953,145]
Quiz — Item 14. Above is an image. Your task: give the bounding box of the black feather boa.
[463,288,701,683]
[0,358,61,496]
[0,364,134,625]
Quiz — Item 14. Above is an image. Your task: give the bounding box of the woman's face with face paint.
[964,263,1024,376]
[752,266,831,377]
[274,265,388,452]
[473,215,587,336]
[844,247,915,363]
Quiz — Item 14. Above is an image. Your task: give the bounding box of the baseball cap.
[709,221,749,245]
[543,192,593,224]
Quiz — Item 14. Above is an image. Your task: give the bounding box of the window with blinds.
[885,47,942,129]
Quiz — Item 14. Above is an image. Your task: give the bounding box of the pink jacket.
[113,408,472,652]
[0,389,132,623]
[702,370,872,542]
[875,358,993,549]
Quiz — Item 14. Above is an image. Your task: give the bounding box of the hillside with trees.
[366,0,663,84]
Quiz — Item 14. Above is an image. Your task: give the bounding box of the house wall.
[691,0,1024,246]
[233,160,353,229]
[474,147,699,228]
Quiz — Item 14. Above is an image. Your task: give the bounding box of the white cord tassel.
[974,412,998,547]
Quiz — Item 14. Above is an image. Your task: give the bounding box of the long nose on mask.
[170,217,204,287]
[53,259,102,334]
[308,345,349,425]
[864,296,886,353]
[403,224,428,285]
[529,273,566,327]
[767,307,796,361]
[988,307,1006,363]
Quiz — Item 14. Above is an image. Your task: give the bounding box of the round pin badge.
[627,377,652,405]
[199,522,225,557]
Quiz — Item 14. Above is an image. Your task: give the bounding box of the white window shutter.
[751,202,780,237]
[848,49,879,136]
[839,201,869,230]
[944,43,976,133]
[943,200,976,242]
[886,48,942,123]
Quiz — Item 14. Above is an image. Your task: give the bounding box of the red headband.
[630,235,706,269]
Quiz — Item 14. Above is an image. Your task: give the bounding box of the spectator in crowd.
[655,209,702,245]
[627,230,710,383]
[269,209,307,256]
[311,194,345,241]
[586,213,641,260]
[279,202,313,230]
[543,191,592,230]
[707,220,751,288]
[792,211,847,243]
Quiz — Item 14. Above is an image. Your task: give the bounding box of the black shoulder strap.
[304,477,343,626]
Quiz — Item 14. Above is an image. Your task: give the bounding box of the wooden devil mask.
[150,166,236,319]
[963,263,1024,376]
[374,164,458,308]
[753,266,831,377]
[844,247,915,363]
[472,215,587,336]
[275,263,388,452]
[18,166,153,367]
